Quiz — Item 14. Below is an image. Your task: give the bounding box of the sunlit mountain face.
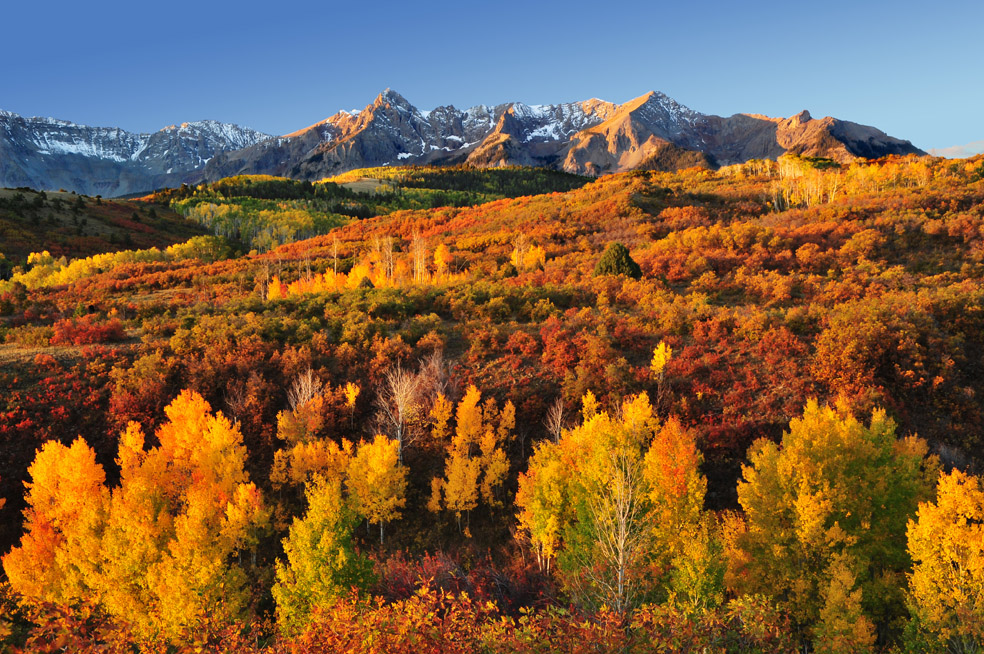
[1,89,923,197]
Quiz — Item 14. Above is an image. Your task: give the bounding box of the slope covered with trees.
[1,155,983,652]
[0,188,210,271]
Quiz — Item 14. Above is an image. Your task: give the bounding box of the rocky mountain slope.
[205,89,924,181]
[2,90,924,195]
[0,111,270,196]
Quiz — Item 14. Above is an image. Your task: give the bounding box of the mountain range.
[1,90,926,196]
[0,113,271,197]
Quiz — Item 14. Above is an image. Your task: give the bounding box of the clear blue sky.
[3,0,981,150]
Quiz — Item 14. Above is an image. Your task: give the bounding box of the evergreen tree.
[594,242,642,279]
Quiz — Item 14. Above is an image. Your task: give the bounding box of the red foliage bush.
[50,316,125,345]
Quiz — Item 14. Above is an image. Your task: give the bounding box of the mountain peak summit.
[794,109,812,122]
[375,88,411,107]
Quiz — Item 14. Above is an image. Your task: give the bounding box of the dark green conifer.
[594,242,642,279]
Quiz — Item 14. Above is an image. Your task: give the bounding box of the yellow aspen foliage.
[434,243,451,279]
[343,382,360,408]
[733,400,938,636]
[479,396,514,505]
[431,386,513,530]
[430,392,453,444]
[4,390,271,645]
[272,475,373,636]
[441,451,481,530]
[813,555,877,654]
[267,275,286,300]
[515,438,569,572]
[103,391,270,643]
[271,438,353,489]
[497,398,516,442]
[510,243,546,271]
[455,385,484,446]
[427,478,444,514]
[581,390,600,421]
[3,438,108,605]
[516,392,712,613]
[906,470,984,649]
[718,510,752,591]
[667,519,726,616]
[345,262,373,289]
[346,435,407,543]
[650,340,673,378]
[619,393,659,446]
[479,429,509,506]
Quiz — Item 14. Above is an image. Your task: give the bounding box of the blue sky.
[3,0,981,150]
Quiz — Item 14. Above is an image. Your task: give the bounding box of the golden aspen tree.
[347,435,407,543]
[431,385,483,529]
[99,390,270,643]
[433,243,451,280]
[455,385,484,444]
[430,386,513,533]
[345,262,372,289]
[439,449,481,534]
[271,438,353,489]
[429,392,453,444]
[4,391,270,645]
[344,381,360,428]
[272,475,373,635]
[516,437,568,573]
[650,340,672,410]
[479,399,513,506]
[510,233,546,272]
[3,438,108,605]
[906,470,984,650]
[267,275,285,300]
[270,370,352,491]
[733,400,937,641]
[344,382,360,409]
[813,555,877,654]
[411,230,427,283]
[643,417,705,559]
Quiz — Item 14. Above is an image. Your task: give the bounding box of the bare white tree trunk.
[412,230,427,283]
[544,397,566,443]
[288,368,323,411]
[376,366,421,463]
[579,450,648,613]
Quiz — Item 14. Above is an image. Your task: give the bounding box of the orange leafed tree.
[3,390,270,645]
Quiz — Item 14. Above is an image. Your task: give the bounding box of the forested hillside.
[0,188,209,269]
[2,156,983,652]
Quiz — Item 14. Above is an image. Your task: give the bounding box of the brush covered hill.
[1,155,983,651]
[149,167,591,252]
[0,187,210,272]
